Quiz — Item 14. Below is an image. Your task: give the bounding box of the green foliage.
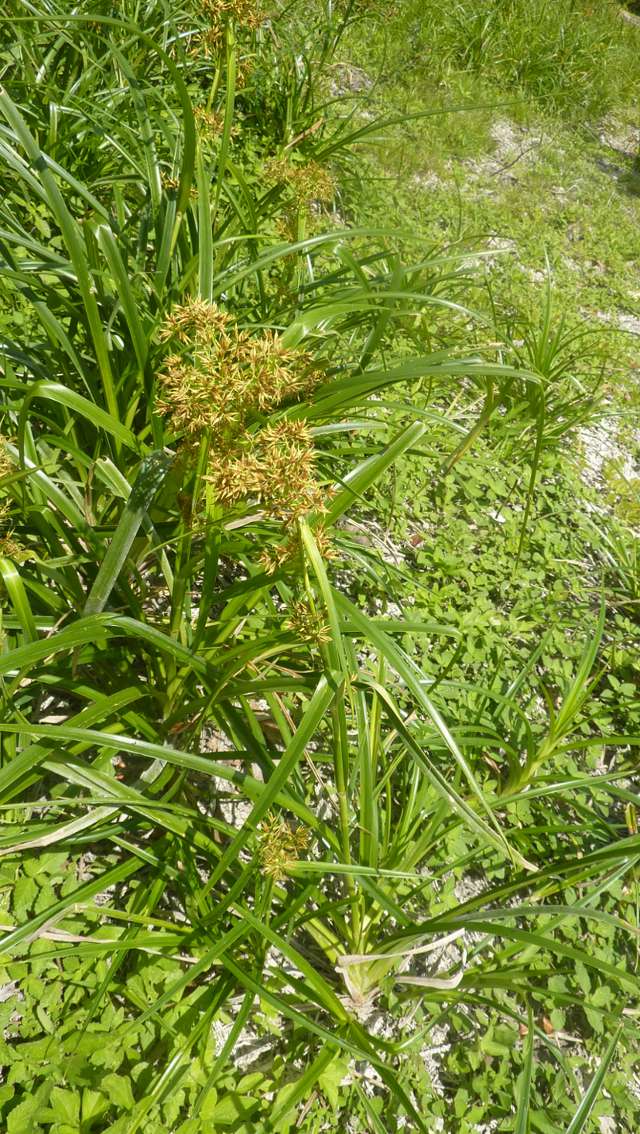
[0,1,639,1132]
[385,0,640,117]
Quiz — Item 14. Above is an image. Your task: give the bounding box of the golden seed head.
[156,353,244,440]
[285,599,332,647]
[265,157,336,209]
[194,106,237,144]
[161,173,180,192]
[313,523,338,561]
[197,0,264,55]
[258,814,310,880]
[194,106,223,133]
[159,299,232,345]
[0,532,32,563]
[157,302,325,528]
[260,535,300,574]
[202,0,263,24]
[259,522,337,575]
[157,303,321,444]
[160,174,198,200]
[0,437,13,481]
[207,420,325,520]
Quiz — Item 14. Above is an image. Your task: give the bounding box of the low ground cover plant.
[0,2,639,1132]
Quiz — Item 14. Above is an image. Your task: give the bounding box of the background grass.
[365,0,640,117]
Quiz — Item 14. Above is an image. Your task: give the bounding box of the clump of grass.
[384,0,640,116]
[0,2,639,1132]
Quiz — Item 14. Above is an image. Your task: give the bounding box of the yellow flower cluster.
[265,157,336,210]
[157,300,318,444]
[0,442,27,561]
[259,522,336,575]
[194,106,236,147]
[258,814,310,881]
[158,297,227,345]
[199,0,264,53]
[284,598,332,647]
[207,421,325,520]
[194,106,223,133]
[0,446,30,562]
[160,173,198,199]
[0,436,12,481]
[157,300,332,545]
[202,0,263,25]
[0,531,31,563]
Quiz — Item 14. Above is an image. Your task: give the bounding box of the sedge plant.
[0,3,638,1131]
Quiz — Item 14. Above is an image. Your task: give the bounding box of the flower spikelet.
[160,173,198,200]
[313,523,338,562]
[202,0,263,26]
[156,302,321,443]
[285,599,332,647]
[194,106,225,139]
[0,437,13,481]
[207,421,325,520]
[258,814,310,881]
[0,467,29,559]
[243,332,319,409]
[0,530,32,563]
[260,539,298,574]
[156,353,246,439]
[260,522,338,575]
[158,298,232,345]
[198,0,264,55]
[265,157,336,210]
